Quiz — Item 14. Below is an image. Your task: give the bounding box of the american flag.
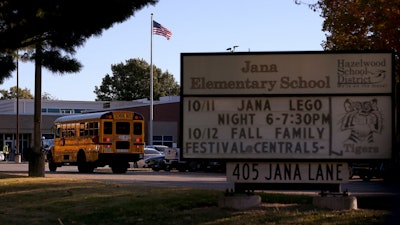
[153,20,172,40]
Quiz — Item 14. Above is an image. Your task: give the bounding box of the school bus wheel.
[47,152,57,172]
[77,151,94,173]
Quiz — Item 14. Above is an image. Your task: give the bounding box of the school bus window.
[85,122,96,136]
[85,122,99,136]
[67,129,72,137]
[62,130,67,137]
[87,122,91,136]
[79,123,85,137]
[116,122,130,134]
[66,125,70,137]
[104,121,112,134]
[70,123,76,137]
[94,122,99,136]
[133,122,142,135]
[60,124,65,137]
[62,123,75,137]
[55,126,61,138]
[84,123,90,136]
[62,126,68,137]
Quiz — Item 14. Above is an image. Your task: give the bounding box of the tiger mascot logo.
[339,98,383,144]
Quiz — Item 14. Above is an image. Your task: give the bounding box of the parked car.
[143,148,163,159]
[135,148,163,168]
[42,138,54,162]
[348,161,384,181]
[163,148,225,172]
[42,138,54,152]
[144,155,165,171]
[145,145,169,155]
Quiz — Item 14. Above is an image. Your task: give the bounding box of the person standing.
[3,144,9,161]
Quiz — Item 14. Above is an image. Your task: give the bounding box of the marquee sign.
[183,96,392,160]
[181,52,393,161]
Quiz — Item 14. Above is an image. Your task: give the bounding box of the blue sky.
[2,0,325,101]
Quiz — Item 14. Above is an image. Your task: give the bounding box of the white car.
[143,148,163,159]
[145,145,169,155]
[135,147,163,168]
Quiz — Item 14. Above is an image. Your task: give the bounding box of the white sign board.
[183,96,392,159]
[226,162,348,183]
[181,52,393,161]
[182,52,392,95]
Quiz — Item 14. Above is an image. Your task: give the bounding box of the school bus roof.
[54,111,113,123]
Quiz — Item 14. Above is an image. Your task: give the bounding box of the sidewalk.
[0,161,29,174]
[0,160,28,164]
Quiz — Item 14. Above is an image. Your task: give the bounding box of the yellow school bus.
[47,111,145,173]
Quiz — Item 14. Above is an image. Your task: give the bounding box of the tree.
[0,0,159,78]
[300,0,400,70]
[298,0,400,120]
[0,0,158,177]
[94,58,180,101]
[298,0,400,180]
[0,86,34,99]
[42,92,58,100]
[152,69,180,99]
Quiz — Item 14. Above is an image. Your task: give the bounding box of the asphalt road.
[0,161,234,191]
[1,161,399,197]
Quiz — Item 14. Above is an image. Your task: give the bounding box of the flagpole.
[149,13,154,146]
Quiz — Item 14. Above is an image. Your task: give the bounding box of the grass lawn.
[0,173,396,225]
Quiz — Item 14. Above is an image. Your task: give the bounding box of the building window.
[60,109,73,114]
[163,136,173,141]
[153,136,162,141]
[152,135,173,147]
[47,108,60,113]
[74,109,84,114]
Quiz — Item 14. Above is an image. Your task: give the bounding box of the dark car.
[349,161,384,181]
[144,155,165,171]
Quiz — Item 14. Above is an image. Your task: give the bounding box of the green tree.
[298,0,400,179]
[0,86,34,99]
[94,58,180,101]
[300,0,400,70]
[0,0,158,79]
[42,92,58,100]
[0,0,158,177]
[299,0,400,118]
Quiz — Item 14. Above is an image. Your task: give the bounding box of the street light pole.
[226,45,239,52]
[15,51,21,163]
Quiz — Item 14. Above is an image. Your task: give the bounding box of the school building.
[0,96,180,160]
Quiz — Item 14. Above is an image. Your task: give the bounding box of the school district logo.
[337,58,387,87]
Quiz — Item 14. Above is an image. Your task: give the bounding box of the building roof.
[0,96,180,115]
